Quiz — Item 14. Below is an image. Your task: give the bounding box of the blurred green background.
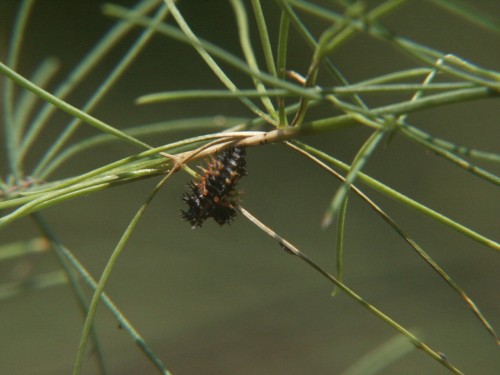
[1,1,499,374]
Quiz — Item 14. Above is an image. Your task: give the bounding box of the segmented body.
[181,146,247,228]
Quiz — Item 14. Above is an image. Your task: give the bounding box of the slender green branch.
[326,86,497,119]
[277,0,368,111]
[72,173,172,375]
[332,196,348,297]
[32,214,170,375]
[401,125,500,185]
[287,140,499,343]
[165,0,276,125]
[400,123,500,163]
[104,3,320,101]
[342,68,434,86]
[231,0,278,118]
[276,9,290,126]
[0,270,68,301]
[251,0,278,77]
[40,117,250,179]
[332,82,476,94]
[239,206,465,375]
[0,237,49,261]
[32,2,169,178]
[291,141,499,252]
[137,89,304,104]
[339,333,415,375]
[0,62,153,151]
[17,0,160,164]
[287,0,500,89]
[3,0,36,179]
[371,87,498,116]
[322,127,387,228]
[14,57,60,140]
[30,214,109,375]
[429,0,500,33]
[0,131,263,221]
[366,0,410,21]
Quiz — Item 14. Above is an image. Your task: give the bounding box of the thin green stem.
[32,2,169,178]
[137,88,303,104]
[277,0,367,109]
[428,0,500,34]
[165,0,276,125]
[31,214,109,375]
[14,57,60,140]
[280,0,409,124]
[401,124,500,185]
[73,174,172,375]
[332,196,348,297]
[292,141,500,252]
[239,206,464,375]
[322,127,387,228]
[3,0,36,179]
[290,19,351,126]
[288,0,500,90]
[329,86,496,118]
[0,62,153,151]
[332,82,476,94]
[17,0,160,163]
[230,0,277,118]
[0,270,68,301]
[40,117,250,179]
[0,131,262,223]
[366,0,410,21]
[287,140,499,343]
[104,3,319,101]
[339,334,415,375]
[400,123,500,163]
[251,0,278,77]
[0,237,49,261]
[276,9,290,126]
[342,68,434,87]
[32,214,170,375]
[392,60,499,185]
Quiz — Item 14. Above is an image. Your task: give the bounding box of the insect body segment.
[181,146,247,228]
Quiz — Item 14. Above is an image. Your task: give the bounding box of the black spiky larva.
[181,146,247,228]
